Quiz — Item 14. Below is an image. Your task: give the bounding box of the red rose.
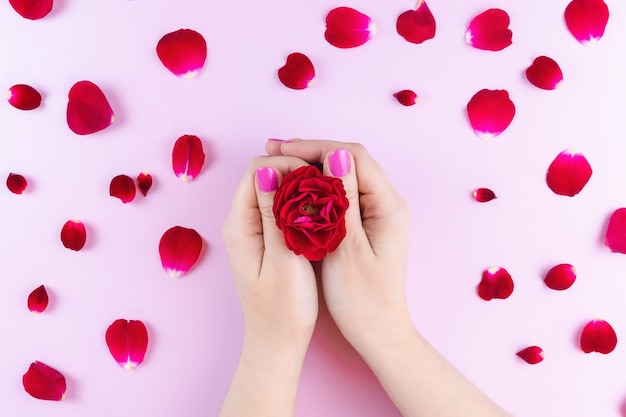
[273,165,349,261]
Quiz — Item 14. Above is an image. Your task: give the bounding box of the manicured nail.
[256,167,278,192]
[329,149,350,177]
[268,138,285,142]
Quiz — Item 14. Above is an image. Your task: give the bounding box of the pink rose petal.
[477,266,514,301]
[66,81,114,135]
[565,0,609,45]
[544,264,576,290]
[393,89,418,106]
[546,147,592,197]
[109,174,136,203]
[6,173,27,194]
[324,7,377,48]
[28,285,49,313]
[8,84,42,110]
[159,226,203,278]
[467,89,515,139]
[156,29,207,79]
[172,134,205,182]
[580,319,617,354]
[396,1,436,44]
[278,53,315,90]
[526,56,564,90]
[605,208,626,254]
[137,172,153,197]
[60,220,86,251]
[105,319,149,370]
[516,346,545,364]
[22,361,66,401]
[465,9,512,51]
[9,0,52,20]
[473,188,496,202]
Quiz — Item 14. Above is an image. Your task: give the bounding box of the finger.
[265,138,302,156]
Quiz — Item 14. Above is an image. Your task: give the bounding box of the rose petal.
[22,361,66,401]
[159,226,203,278]
[137,172,153,196]
[7,84,42,110]
[105,319,149,370]
[546,147,592,197]
[393,89,419,106]
[516,346,545,364]
[473,188,496,202]
[66,81,114,135]
[526,56,564,90]
[172,134,205,182]
[465,9,512,51]
[580,319,617,354]
[396,1,436,44]
[60,220,86,251]
[544,264,576,290]
[278,53,315,90]
[565,0,609,45]
[466,89,515,139]
[28,285,49,313]
[6,173,27,194]
[109,174,136,203]
[9,0,52,20]
[477,266,514,301]
[324,7,377,48]
[156,29,207,79]
[605,208,626,254]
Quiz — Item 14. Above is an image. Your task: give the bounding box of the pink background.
[1,0,626,416]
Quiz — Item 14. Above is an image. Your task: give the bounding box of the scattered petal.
[473,188,496,202]
[324,7,377,48]
[580,319,617,354]
[278,53,315,90]
[526,56,564,90]
[565,0,609,45]
[466,89,515,139]
[28,285,49,313]
[22,361,66,401]
[393,89,418,106]
[9,0,52,20]
[109,174,136,203]
[546,147,592,196]
[66,81,114,135]
[396,1,436,44]
[60,220,86,251]
[105,319,149,370]
[7,84,42,110]
[605,208,626,254]
[172,135,206,182]
[137,172,153,196]
[6,173,27,194]
[544,264,576,290]
[517,346,545,364]
[156,29,207,79]
[477,266,514,301]
[465,9,512,51]
[159,226,203,278]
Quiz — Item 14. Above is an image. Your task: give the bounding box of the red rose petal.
[544,264,576,290]
[66,81,114,135]
[324,7,377,48]
[28,285,49,313]
[9,0,52,20]
[546,147,592,197]
[396,1,436,44]
[105,319,149,370]
[6,173,27,194]
[477,266,514,301]
[137,172,153,196]
[156,29,207,79]
[605,208,626,253]
[565,0,609,45]
[172,134,205,182]
[278,53,315,90]
[473,188,496,202]
[159,226,203,278]
[465,9,512,51]
[109,174,136,203]
[516,346,545,364]
[22,361,66,401]
[60,220,86,251]
[580,319,617,354]
[466,89,515,139]
[526,56,564,90]
[393,89,419,106]
[7,84,42,110]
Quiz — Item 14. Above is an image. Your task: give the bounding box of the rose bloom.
[273,165,349,261]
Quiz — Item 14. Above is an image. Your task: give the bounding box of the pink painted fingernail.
[329,149,350,177]
[256,167,277,192]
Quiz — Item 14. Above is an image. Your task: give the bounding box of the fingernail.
[329,149,350,177]
[256,167,278,192]
[268,138,285,142]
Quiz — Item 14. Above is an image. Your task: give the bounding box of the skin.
[219,139,512,417]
